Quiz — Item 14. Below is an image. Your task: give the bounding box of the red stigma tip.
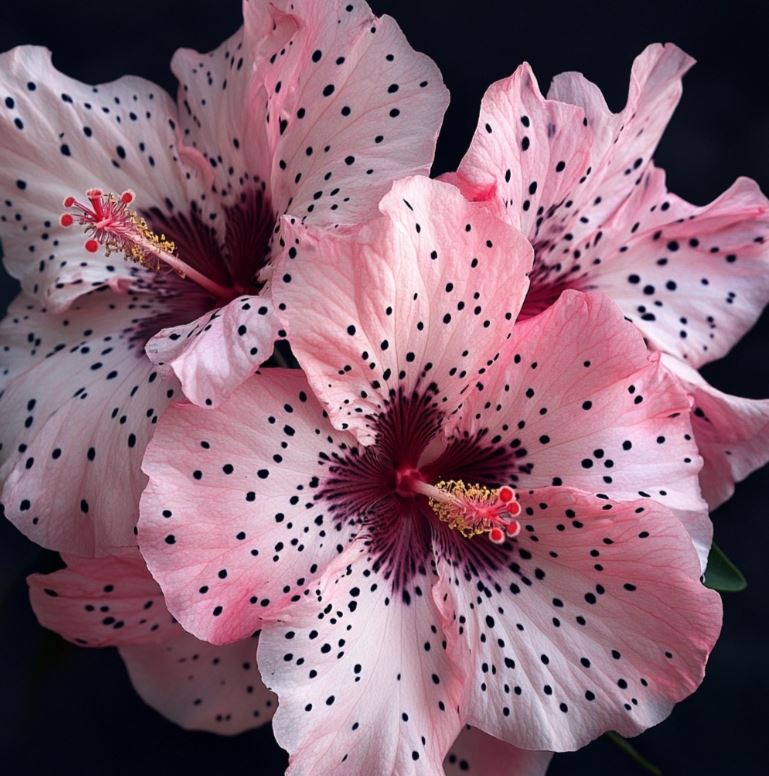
[506,500,522,517]
[61,187,142,259]
[506,520,521,538]
[499,486,514,503]
[489,527,505,544]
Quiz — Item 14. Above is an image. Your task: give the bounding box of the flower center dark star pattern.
[319,389,523,594]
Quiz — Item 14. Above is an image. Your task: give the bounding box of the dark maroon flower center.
[127,187,275,346]
[145,187,275,296]
[319,388,519,592]
[520,236,594,319]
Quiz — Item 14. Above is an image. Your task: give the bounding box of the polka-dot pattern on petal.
[578,169,769,368]
[434,488,722,751]
[28,552,177,646]
[170,24,273,236]
[146,295,280,409]
[28,549,275,735]
[258,542,463,775]
[259,0,449,227]
[0,289,185,555]
[452,62,591,240]
[139,368,357,644]
[274,176,532,444]
[547,43,694,239]
[456,290,710,567]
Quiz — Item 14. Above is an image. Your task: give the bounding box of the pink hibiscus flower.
[445,42,769,510]
[138,177,721,772]
[0,0,448,555]
[28,550,276,734]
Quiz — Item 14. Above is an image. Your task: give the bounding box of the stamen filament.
[411,478,460,505]
[126,230,233,300]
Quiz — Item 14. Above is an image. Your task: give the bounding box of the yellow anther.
[126,211,178,271]
[428,479,502,538]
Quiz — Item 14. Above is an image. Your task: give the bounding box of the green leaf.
[606,732,662,775]
[703,542,747,592]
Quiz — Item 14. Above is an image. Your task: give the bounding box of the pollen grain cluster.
[429,479,503,538]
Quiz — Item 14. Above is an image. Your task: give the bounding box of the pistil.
[60,188,234,301]
[415,478,522,543]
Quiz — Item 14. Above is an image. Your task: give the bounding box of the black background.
[1,1,767,773]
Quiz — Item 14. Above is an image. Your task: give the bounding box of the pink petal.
[434,487,722,751]
[581,169,769,368]
[121,631,276,735]
[546,43,694,236]
[445,727,553,776]
[138,368,357,644]
[663,354,769,509]
[0,291,178,555]
[452,62,592,236]
[454,290,711,566]
[28,550,276,734]
[452,44,693,250]
[146,295,280,408]
[258,542,463,775]
[0,46,189,310]
[273,176,533,445]
[28,551,178,646]
[257,0,449,226]
[169,23,273,233]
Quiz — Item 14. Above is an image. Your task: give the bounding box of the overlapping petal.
[170,23,273,230]
[0,290,181,555]
[453,290,710,565]
[434,488,722,751]
[139,368,357,644]
[449,63,591,237]
[145,295,280,409]
[122,632,274,736]
[258,542,464,776]
[453,44,694,250]
[274,175,533,444]
[28,550,276,734]
[582,168,769,368]
[257,0,450,226]
[28,552,177,646]
[444,727,553,776]
[546,43,694,235]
